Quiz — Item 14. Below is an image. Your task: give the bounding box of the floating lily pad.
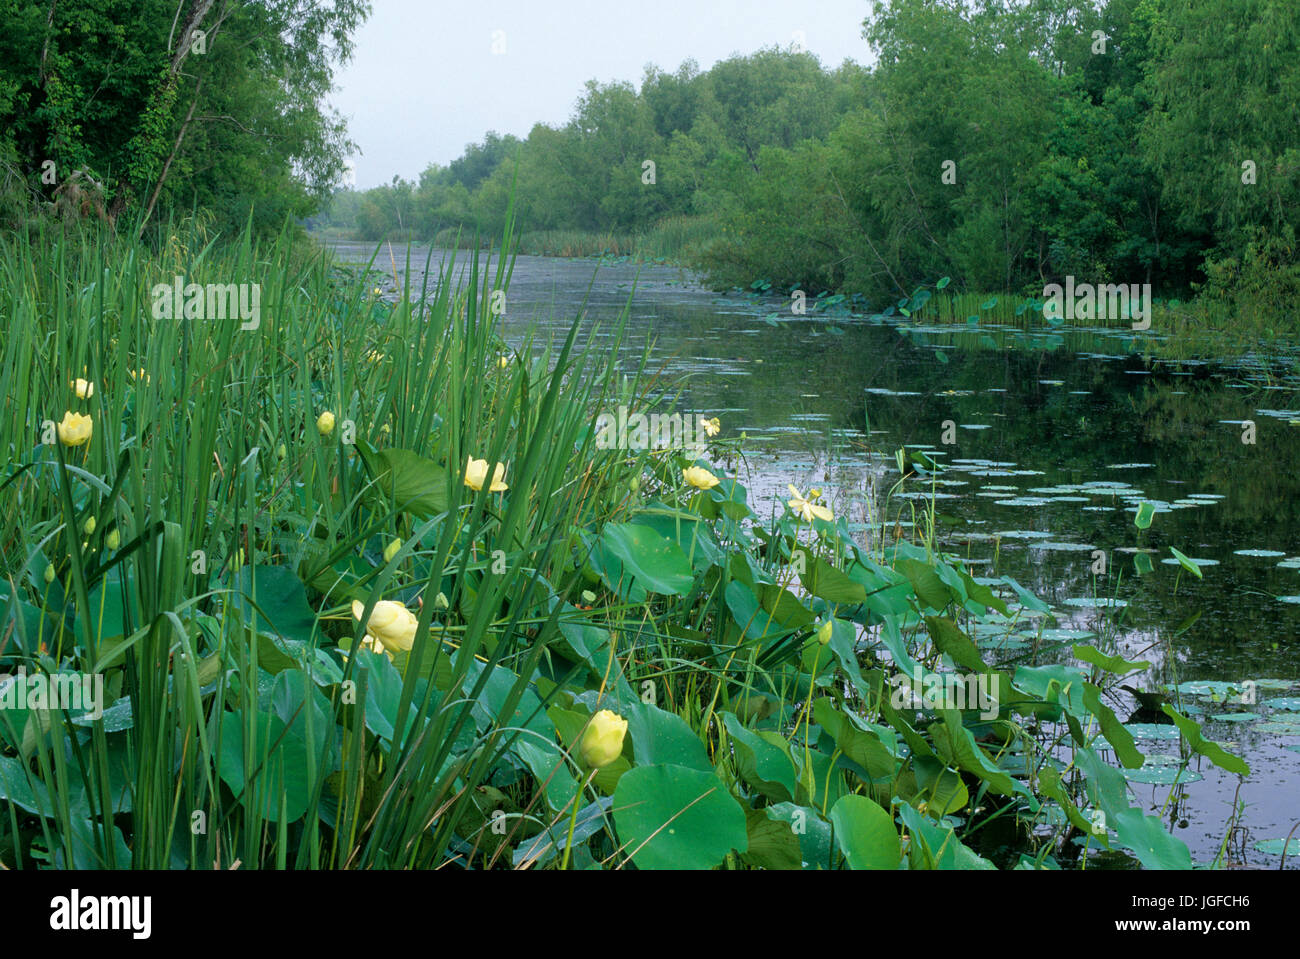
[1064,597,1128,608]
[1123,724,1181,740]
[1266,697,1300,711]
[1037,628,1096,641]
[1234,549,1286,557]
[1173,680,1241,697]
[1208,713,1258,723]
[1277,596,1300,604]
[1125,766,1203,785]
[1141,753,1185,766]
[1255,721,1300,735]
[1254,838,1300,856]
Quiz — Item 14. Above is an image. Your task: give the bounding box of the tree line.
[321,0,1299,310]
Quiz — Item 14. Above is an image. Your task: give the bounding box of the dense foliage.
[323,0,1300,313]
[0,0,367,235]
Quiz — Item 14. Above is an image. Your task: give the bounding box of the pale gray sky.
[329,0,877,188]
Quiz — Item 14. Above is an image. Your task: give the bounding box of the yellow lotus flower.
[106,529,121,551]
[683,466,720,490]
[383,538,402,563]
[498,356,510,369]
[787,485,833,523]
[702,416,721,437]
[580,709,628,768]
[351,599,419,654]
[82,516,96,535]
[464,456,508,492]
[56,411,93,447]
[44,563,56,584]
[317,411,335,435]
[72,378,95,399]
[817,619,834,645]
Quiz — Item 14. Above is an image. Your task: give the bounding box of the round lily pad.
[1255,721,1300,735]
[1173,680,1241,697]
[1125,766,1203,785]
[1209,712,1258,723]
[1141,753,1185,766]
[1064,597,1128,608]
[612,764,749,870]
[1254,838,1300,856]
[1123,724,1181,740]
[1037,628,1096,641]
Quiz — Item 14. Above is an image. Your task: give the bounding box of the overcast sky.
[328,0,877,188]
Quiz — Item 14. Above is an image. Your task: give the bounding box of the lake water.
[328,241,1300,867]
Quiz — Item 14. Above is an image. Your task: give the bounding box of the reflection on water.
[329,241,1300,867]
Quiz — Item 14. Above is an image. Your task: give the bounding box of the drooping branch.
[137,76,203,238]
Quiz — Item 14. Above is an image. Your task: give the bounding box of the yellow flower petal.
[580,709,628,768]
[56,411,93,447]
[683,466,720,490]
[464,456,508,492]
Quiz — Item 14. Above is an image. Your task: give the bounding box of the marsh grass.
[0,205,666,867]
